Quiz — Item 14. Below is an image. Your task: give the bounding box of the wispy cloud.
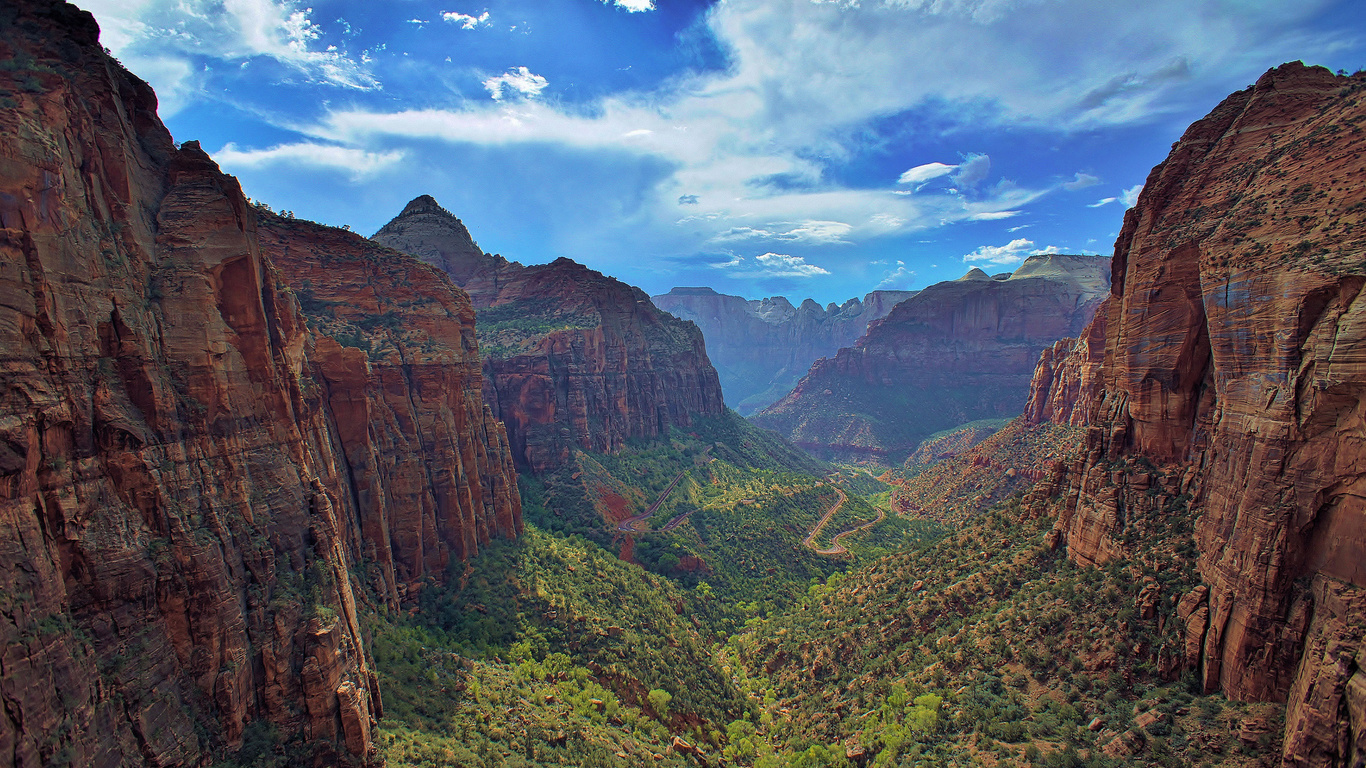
[1063,172,1100,191]
[1088,197,1118,208]
[898,162,957,186]
[876,261,915,289]
[601,0,656,11]
[214,142,404,177]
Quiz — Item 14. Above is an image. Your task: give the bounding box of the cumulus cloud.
[602,0,656,11]
[483,67,549,100]
[441,11,490,29]
[1121,183,1144,207]
[712,253,830,278]
[963,238,1064,266]
[1063,172,1100,191]
[213,142,404,177]
[876,261,915,289]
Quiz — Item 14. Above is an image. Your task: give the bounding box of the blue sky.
[82,0,1366,304]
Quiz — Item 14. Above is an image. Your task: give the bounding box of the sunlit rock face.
[1024,62,1366,768]
[374,198,726,474]
[0,3,519,764]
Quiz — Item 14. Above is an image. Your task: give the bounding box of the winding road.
[803,487,887,555]
[616,448,711,533]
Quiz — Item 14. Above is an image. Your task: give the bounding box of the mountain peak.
[399,194,453,218]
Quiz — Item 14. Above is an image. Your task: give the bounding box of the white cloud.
[968,210,1018,221]
[712,252,830,278]
[876,262,915,289]
[602,0,656,11]
[213,142,403,177]
[483,67,549,100]
[1088,197,1118,207]
[963,238,1064,266]
[1121,183,1144,207]
[441,11,490,29]
[952,153,990,188]
[77,0,377,114]
[1063,172,1100,191]
[898,162,957,185]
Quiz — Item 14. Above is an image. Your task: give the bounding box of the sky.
[80,0,1366,305]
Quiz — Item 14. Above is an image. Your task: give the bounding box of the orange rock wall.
[0,3,519,765]
[1029,63,1366,767]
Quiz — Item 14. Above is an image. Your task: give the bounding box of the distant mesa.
[652,286,918,414]
[752,253,1110,462]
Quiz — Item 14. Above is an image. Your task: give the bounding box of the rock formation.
[373,198,726,473]
[651,287,918,414]
[1025,63,1366,767]
[0,3,519,764]
[753,254,1109,462]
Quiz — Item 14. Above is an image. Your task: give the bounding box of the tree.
[647,688,673,720]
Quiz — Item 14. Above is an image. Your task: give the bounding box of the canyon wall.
[373,197,726,473]
[1027,63,1366,767]
[651,287,917,414]
[0,3,519,765]
[753,254,1109,462]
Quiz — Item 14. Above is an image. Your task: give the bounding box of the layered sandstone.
[753,254,1109,462]
[373,199,726,473]
[0,3,519,765]
[651,287,917,414]
[1027,63,1366,767]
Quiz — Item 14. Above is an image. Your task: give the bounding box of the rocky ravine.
[651,286,917,414]
[753,254,1109,462]
[1025,63,1366,767]
[373,196,726,474]
[0,4,520,765]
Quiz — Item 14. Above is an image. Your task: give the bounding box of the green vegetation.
[476,298,600,357]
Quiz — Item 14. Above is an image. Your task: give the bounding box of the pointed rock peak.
[958,267,991,281]
[399,194,453,218]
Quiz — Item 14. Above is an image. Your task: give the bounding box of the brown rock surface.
[753,254,1109,462]
[373,198,725,473]
[0,3,519,765]
[1026,62,1366,766]
[651,286,917,414]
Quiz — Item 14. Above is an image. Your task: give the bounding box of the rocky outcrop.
[1026,63,1366,767]
[1022,297,1110,427]
[752,254,1109,462]
[651,287,917,414]
[373,199,726,473]
[0,3,519,765]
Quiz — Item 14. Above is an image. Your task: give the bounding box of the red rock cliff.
[1028,63,1366,767]
[373,199,726,473]
[753,254,1109,461]
[0,3,519,765]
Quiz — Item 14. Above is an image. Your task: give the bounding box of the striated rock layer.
[753,254,1109,462]
[0,3,520,765]
[1026,63,1366,767]
[651,287,917,414]
[373,197,726,473]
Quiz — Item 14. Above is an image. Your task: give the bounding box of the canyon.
[753,254,1110,462]
[651,287,916,414]
[0,3,518,765]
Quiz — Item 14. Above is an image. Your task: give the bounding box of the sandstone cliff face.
[373,199,726,473]
[753,254,1109,462]
[0,4,519,765]
[1026,63,1366,767]
[651,287,917,414]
